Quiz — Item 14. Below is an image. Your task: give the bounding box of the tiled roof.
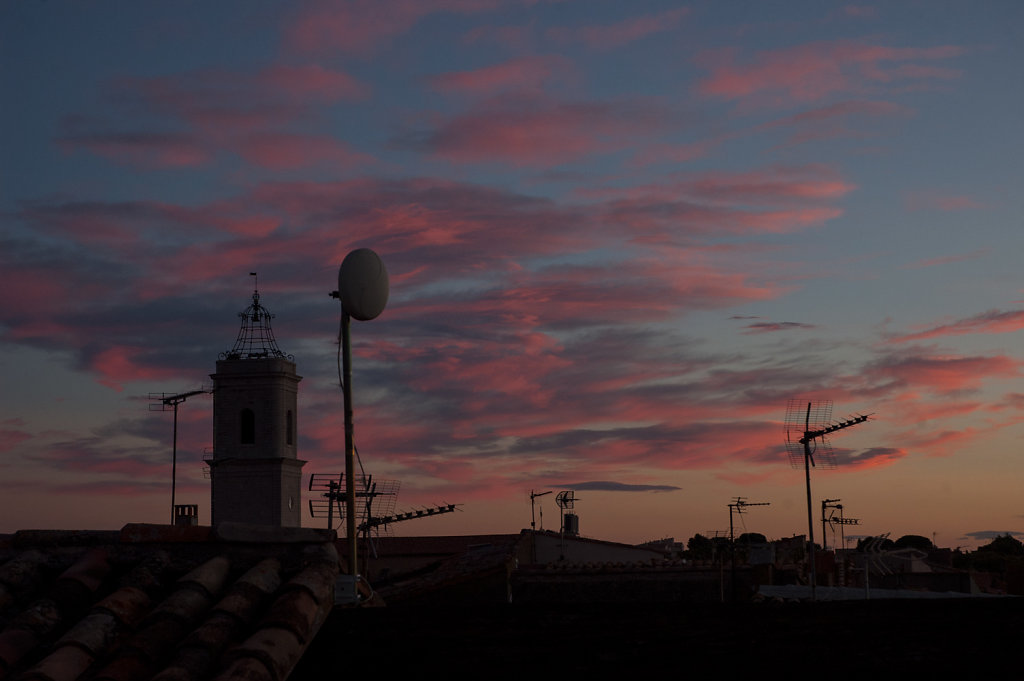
[0,523,338,681]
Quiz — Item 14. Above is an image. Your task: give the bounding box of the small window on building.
[240,408,255,444]
[286,410,294,445]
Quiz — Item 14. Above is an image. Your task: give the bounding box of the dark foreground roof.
[0,523,338,681]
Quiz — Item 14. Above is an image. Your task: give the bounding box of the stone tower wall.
[210,357,305,526]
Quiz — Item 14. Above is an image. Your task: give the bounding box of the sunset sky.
[2,1,1022,549]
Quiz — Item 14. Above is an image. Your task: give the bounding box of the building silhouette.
[208,287,304,526]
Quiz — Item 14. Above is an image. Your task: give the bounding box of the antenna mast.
[530,490,552,531]
[330,249,389,582]
[728,497,769,602]
[555,490,577,560]
[821,498,860,551]
[784,399,870,600]
[149,388,211,524]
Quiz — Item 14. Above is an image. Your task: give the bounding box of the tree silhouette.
[894,534,934,552]
[686,533,713,560]
[737,532,768,546]
[978,534,1024,556]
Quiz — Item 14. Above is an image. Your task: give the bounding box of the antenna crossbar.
[359,504,460,532]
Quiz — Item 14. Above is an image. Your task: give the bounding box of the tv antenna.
[784,399,870,599]
[308,473,401,535]
[149,387,211,524]
[728,497,769,602]
[530,490,552,531]
[555,490,578,560]
[309,473,460,570]
[821,498,860,552]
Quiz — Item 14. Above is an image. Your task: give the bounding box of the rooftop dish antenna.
[329,249,390,579]
[784,399,870,599]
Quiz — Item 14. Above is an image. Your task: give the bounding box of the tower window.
[240,408,255,444]
[286,410,294,445]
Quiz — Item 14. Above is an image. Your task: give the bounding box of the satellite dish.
[338,248,389,321]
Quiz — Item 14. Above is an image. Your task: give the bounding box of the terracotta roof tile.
[20,642,95,681]
[152,559,282,681]
[212,655,272,681]
[0,525,339,681]
[0,625,38,676]
[222,626,303,681]
[0,551,48,611]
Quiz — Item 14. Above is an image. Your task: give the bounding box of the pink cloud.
[889,309,1024,343]
[891,417,1024,459]
[696,40,965,106]
[904,249,990,269]
[109,67,353,132]
[600,198,843,239]
[864,350,1020,395]
[0,267,79,322]
[584,164,856,205]
[417,96,669,167]
[59,131,213,168]
[832,446,907,470]
[233,133,374,170]
[634,100,909,166]
[631,138,721,166]
[742,321,816,334]
[90,346,183,391]
[5,168,859,475]
[844,5,878,18]
[0,420,31,454]
[261,64,369,100]
[62,63,368,170]
[285,0,502,55]
[428,55,575,96]
[545,7,689,50]
[882,398,986,435]
[462,22,535,51]
[764,99,912,146]
[905,190,983,211]
[581,165,853,242]
[686,166,857,203]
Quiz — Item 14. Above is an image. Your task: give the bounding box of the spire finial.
[220,273,291,361]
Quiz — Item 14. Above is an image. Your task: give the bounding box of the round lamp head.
[338,248,389,321]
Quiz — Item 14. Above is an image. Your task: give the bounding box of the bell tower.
[209,283,304,527]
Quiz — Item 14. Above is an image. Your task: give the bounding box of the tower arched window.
[286,410,294,446]
[240,408,255,444]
